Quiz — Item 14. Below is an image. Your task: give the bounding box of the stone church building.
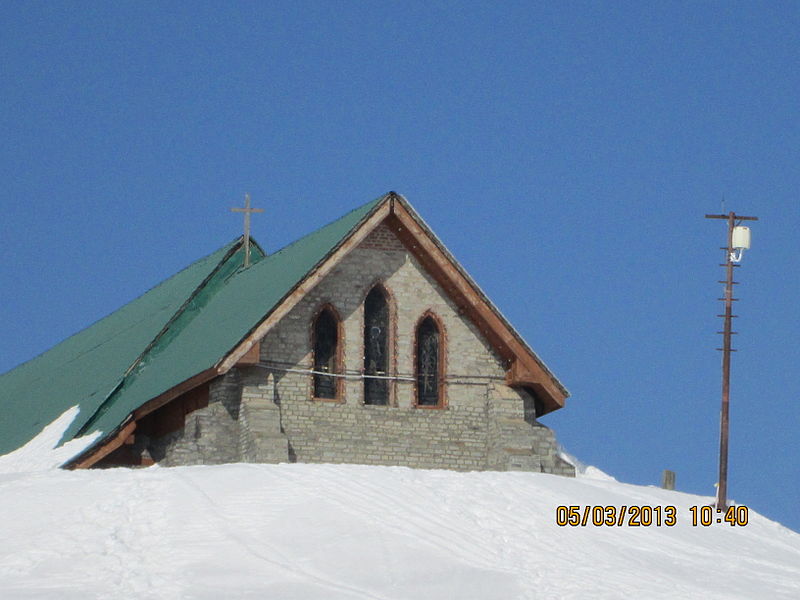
[0,192,574,476]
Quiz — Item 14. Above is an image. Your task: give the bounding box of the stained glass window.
[364,286,389,405]
[313,308,338,399]
[416,316,440,406]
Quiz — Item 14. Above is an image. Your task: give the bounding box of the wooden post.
[705,211,757,510]
[661,469,676,491]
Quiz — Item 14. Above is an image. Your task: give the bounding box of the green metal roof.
[0,194,386,457]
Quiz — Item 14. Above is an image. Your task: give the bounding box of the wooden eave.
[384,196,567,414]
[67,419,137,470]
[66,367,221,469]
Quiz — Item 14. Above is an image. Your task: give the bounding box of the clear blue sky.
[2,2,798,531]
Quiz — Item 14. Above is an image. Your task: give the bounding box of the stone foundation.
[145,367,573,476]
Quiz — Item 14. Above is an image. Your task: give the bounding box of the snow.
[559,446,617,481]
[0,406,100,473]
[1,415,798,599]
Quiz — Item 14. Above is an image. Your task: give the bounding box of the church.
[0,192,574,476]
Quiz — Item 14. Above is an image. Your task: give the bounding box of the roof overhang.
[220,192,568,413]
[65,367,220,469]
[385,195,568,413]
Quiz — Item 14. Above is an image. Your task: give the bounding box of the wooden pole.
[705,211,757,510]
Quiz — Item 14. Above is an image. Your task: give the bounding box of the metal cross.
[231,193,264,268]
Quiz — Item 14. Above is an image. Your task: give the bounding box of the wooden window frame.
[413,310,447,409]
[361,282,396,407]
[311,303,345,402]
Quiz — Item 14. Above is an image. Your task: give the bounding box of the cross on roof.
[231,193,264,268]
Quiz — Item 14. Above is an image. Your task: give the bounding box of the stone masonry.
[148,223,574,476]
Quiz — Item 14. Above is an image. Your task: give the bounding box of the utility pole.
[704,211,757,510]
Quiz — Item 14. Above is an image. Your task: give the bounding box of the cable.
[253,359,508,385]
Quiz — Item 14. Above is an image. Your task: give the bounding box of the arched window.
[313,307,339,399]
[364,286,389,405]
[416,315,442,407]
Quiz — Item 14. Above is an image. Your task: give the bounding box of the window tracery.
[364,286,389,405]
[416,315,441,407]
[313,307,339,399]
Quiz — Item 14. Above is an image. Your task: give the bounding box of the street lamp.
[704,211,758,510]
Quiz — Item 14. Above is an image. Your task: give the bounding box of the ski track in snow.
[169,466,392,600]
[0,462,798,599]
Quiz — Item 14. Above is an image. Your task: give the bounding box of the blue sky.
[2,2,798,531]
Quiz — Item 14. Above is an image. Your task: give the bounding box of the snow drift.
[0,461,797,599]
[0,409,798,598]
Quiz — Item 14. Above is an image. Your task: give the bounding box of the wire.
[253,359,508,384]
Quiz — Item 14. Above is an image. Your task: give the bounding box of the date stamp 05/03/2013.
[555,505,750,528]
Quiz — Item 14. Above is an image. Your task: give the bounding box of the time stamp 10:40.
[555,505,749,527]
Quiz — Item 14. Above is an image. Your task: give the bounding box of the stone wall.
[149,223,574,476]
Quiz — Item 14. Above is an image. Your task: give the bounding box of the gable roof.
[0,238,260,456]
[71,195,385,452]
[0,195,383,460]
[0,192,567,467]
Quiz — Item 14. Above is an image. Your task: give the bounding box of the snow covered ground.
[1,413,798,599]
